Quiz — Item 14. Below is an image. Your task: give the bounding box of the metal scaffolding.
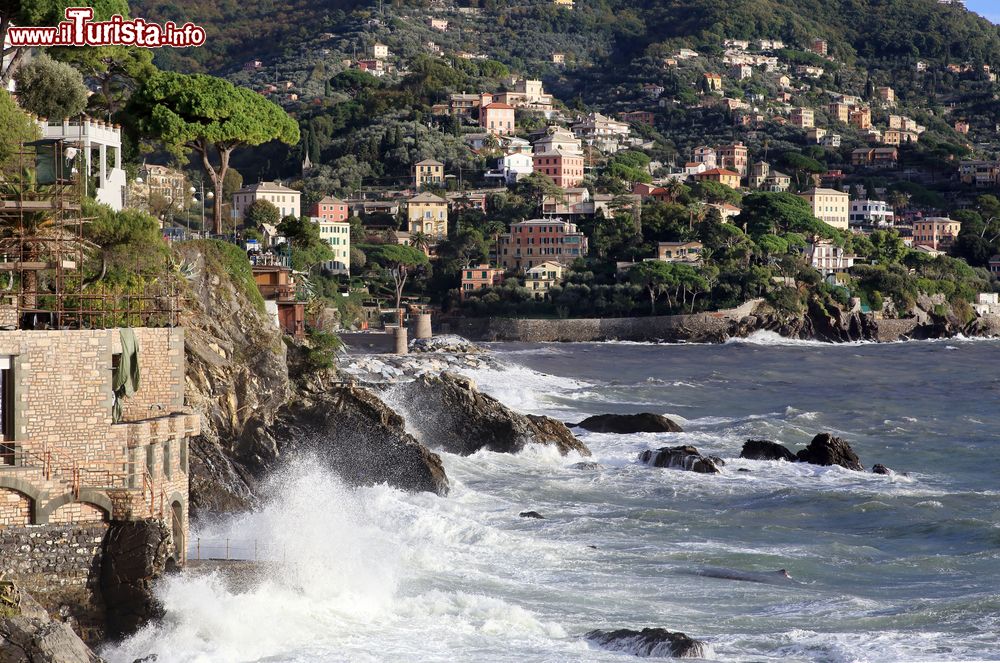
[0,137,179,329]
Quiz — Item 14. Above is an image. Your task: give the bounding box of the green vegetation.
[12,53,89,120]
[126,71,300,232]
[188,239,266,313]
[0,91,41,170]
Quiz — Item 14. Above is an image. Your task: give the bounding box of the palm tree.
[0,169,96,311]
[409,230,432,255]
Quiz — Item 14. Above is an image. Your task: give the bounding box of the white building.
[849,200,894,229]
[571,112,630,141]
[232,181,301,222]
[485,152,535,184]
[532,127,583,156]
[314,218,351,275]
[806,239,855,275]
[973,293,1000,317]
[40,117,127,211]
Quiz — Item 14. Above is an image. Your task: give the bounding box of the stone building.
[0,327,199,565]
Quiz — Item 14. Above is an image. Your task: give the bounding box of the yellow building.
[413,158,444,191]
[798,188,849,231]
[790,107,815,129]
[524,261,565,299]
[407,192,449,242]
[696,168,742,190]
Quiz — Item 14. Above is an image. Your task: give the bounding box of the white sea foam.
[103,341,1000,662]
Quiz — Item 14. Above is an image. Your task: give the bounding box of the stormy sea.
[104,334,1000,662]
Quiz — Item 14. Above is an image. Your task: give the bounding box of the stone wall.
[874,318,921,342]
[447,299,764,343]
[0,523,108,642]
[0,328,197,562]
[117,328,186,422]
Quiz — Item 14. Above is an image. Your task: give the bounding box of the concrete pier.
[394,326,409,354]
[414,312,432,340]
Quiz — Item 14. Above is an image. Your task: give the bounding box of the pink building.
[480,102,516,135]
[498,219,588,271]
[460,264,504,300]
[308,196,349,222]
[718,141,749,176]
[912,217,961,251]
[533,151,585,188]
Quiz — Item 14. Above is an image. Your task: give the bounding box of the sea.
[104,333,1000,663]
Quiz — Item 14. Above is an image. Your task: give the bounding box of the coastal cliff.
[177,242,448,514]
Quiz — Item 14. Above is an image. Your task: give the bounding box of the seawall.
[445,302,999,344]
[0,523,107,641]
[448,300,764,343]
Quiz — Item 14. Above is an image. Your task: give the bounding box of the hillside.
[135,0,1000,77]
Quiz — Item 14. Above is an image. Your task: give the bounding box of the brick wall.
[0,487,31,526]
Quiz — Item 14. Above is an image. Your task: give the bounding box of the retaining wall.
[0,522,108,641]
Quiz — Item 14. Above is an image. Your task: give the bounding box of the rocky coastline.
[4,243,973,659]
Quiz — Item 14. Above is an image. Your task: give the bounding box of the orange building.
[533,150,585,188]
[460,264,505,299]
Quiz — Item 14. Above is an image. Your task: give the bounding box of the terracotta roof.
[483,102,515,110]
[699,168,740,177]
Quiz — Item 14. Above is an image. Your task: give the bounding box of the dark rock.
[587,545,598,549]
[178,243,293,516]
[740,439,797,462]
[795,433,864,471]
[574,413,683,434]
[585,627,711,659]
[519,511,545,519]
[247,385,449,496]
[0,586,101,662]
[639,446,721,474]
[737,468,752,473]
[100,520,171,640]
[872,464,893,475]
[708,455,726,467]
[570,462,602,471]
[397,373,590,457]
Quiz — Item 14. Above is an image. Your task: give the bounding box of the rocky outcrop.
[872,464,893,475]
[177,243,291,515]
[796,433,864,471]
[100,520,171,640]
[177,243,449,509]
[573,413,683,434]
[244,380,449,496]
[1,583,101,663]
[639,446,720,473]
[740,439,797,462]
[585,628,711,659]
[397,373,590,457]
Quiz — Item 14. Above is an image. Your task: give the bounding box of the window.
[0,357,13,465]
[146,444,156,479]
[163,439,172,479]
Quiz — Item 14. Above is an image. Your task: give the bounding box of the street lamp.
[190,181,214,237]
